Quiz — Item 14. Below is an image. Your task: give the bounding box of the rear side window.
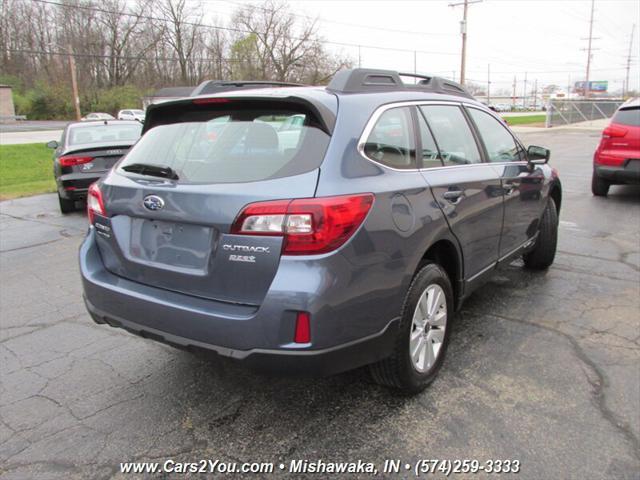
[613,107,640,126]
[118,107,330,184]
[416,111,443,169]
[363,107,416,169]
[467,108,523,163]
[420,105,481,166]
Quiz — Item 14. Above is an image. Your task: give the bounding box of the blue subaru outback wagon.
[80,69,561,393]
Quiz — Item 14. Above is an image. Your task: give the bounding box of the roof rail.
[191,80,304,97]
[327,68,473,99]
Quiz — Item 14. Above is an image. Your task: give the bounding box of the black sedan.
[47,120,142,213]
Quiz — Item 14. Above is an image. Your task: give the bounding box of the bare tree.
[98,0,155,87]
[231,0,351,83]
[1,0,352,118]
[159,0,205,84]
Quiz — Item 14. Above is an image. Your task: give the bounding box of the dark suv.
[80,69,561,393]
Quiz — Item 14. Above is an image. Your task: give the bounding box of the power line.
[5,47,243,63]
[214,0,457,38]
[464,67,631,74]
[27,0,460,57]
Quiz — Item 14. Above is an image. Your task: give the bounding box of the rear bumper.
[84,296,398,376]
[595,160,640,184]
[80,229,401,376]
[58,172,104,199]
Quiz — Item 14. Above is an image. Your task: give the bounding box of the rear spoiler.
[143,95,336,136]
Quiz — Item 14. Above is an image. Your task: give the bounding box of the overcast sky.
[195,0,639,94]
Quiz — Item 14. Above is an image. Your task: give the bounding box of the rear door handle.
[443,190,464,202]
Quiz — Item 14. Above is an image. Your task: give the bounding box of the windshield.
[68,124,142,146]
[132,110,145,115]
[118,108,330,184]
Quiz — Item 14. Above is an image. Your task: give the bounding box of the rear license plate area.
[130,218,214,271]
[81,156,120,173]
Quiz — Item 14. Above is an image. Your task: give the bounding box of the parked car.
[117,109,145,122]
[80,69,561,393]
[81,112,115,121]
[48,120,143,213]
[592,98,640,196]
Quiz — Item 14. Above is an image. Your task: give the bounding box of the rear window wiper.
[122,163,179,180]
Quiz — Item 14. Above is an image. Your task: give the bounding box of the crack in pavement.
[486,312,640,459]
[558,249,640,273]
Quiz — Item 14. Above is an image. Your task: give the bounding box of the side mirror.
[46,140,59,149]
[527,145,550,164]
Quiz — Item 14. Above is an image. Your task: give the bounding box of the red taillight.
[87,183,106,223]
[59,155,93,167]
[602,124,628,138]
[230,194,374,255]
[192,98,231,105]
[294,312,311,343]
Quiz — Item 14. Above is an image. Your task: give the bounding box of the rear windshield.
[68,124,142,145]
[613,107,640,127]
[118,107,330,184]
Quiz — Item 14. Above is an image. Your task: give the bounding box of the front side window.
[420,105,481,166]
[118,108,329,184]
[468,108,521,163]
[363,107,416,169]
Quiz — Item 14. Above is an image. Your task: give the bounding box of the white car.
[117,109,145,122]
[81,112,114,121]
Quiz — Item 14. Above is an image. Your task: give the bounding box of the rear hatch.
[601,105,640,163]
[93,96,334,305]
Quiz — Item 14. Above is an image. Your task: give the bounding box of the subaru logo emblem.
[143,195,165,211]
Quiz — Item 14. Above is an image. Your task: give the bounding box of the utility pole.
[582,0,599,98]
[523,72,528,109]
[487,64,491,105]
[68,45,81,121]
[449,0,482,86]
[414,51,417,76]
[512,76,517,108]
[358,46,361,68]
[624,24,636,98]
[49,43,81,120]
[533,79,538,110]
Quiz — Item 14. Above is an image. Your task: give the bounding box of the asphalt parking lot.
[0,129,638,479]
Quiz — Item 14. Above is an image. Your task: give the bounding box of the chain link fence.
[545,100,624,127]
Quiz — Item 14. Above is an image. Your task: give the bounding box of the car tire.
[58,194,76,214]
[591,170,610,196]
[523,197,558,270]
[369,262,453,394]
